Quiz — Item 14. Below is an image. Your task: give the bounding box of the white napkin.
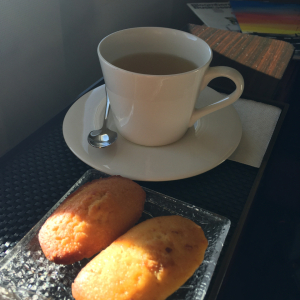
[228,98,282,168]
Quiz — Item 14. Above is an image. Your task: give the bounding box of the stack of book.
[187,1,300,59]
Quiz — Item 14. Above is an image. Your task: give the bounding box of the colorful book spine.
[230,1,300,35]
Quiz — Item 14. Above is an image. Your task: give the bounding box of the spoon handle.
[103,87,110,129]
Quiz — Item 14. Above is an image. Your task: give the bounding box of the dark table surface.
[0,68,299,300]
[0,62,300,300]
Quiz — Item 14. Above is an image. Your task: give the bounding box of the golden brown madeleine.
[72,215,208,300]
[38,176,146,264]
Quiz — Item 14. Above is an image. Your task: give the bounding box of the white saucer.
[63,85,242,181]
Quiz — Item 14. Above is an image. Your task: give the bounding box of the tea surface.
[112,53,198,75]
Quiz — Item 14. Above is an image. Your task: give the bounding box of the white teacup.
[98,27,244,146]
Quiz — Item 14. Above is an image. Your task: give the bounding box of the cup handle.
[189,66,244,127]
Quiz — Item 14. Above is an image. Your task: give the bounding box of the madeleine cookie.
[72,215,208,300]
[38,176,146,264]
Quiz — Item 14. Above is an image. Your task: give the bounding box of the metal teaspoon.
[87,87,117,148]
